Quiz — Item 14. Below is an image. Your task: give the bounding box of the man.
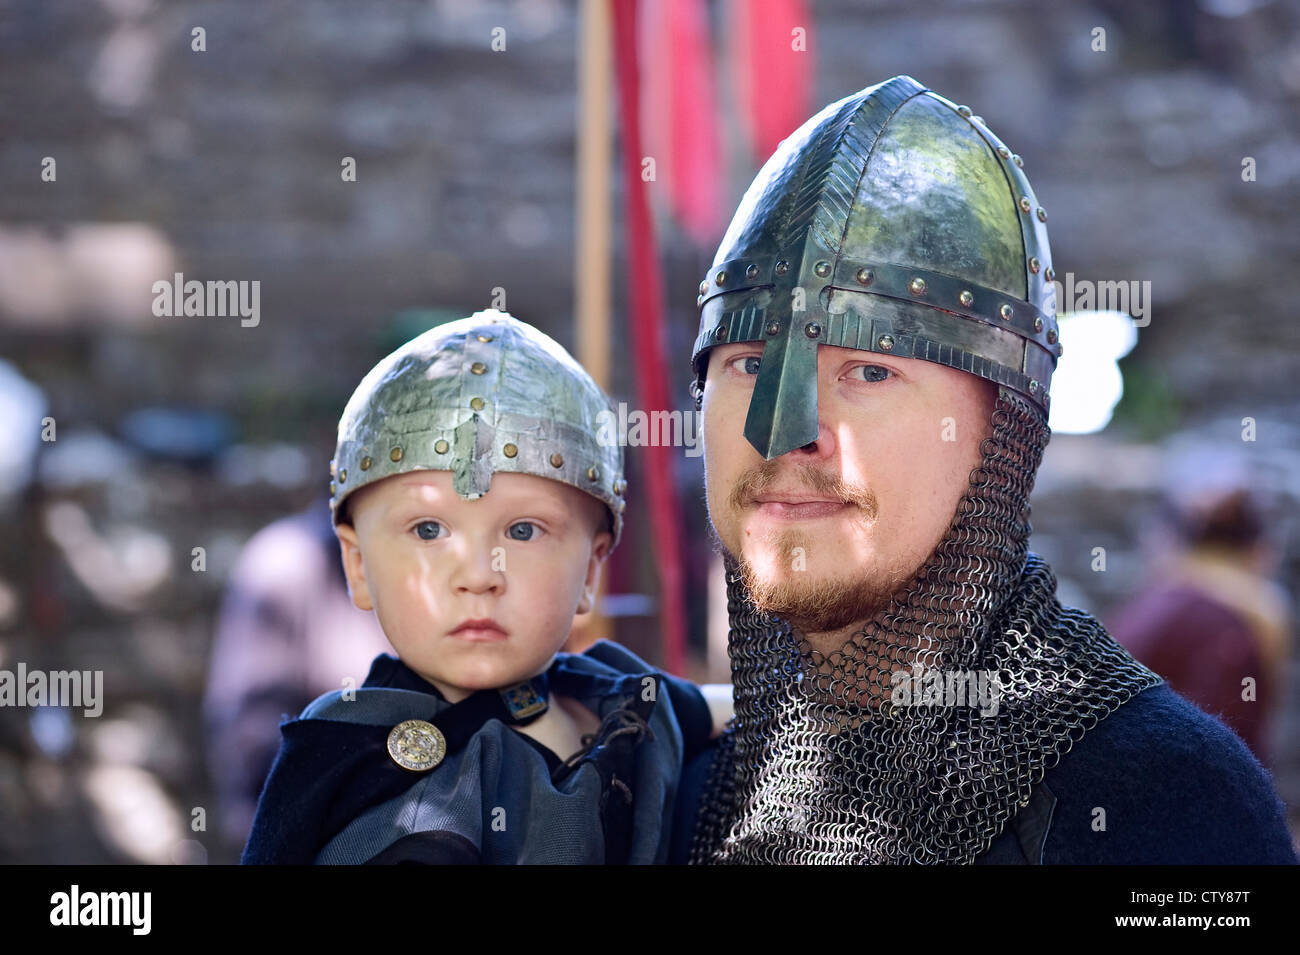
[675,76,1297,864]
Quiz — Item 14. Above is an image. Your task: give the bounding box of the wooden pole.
[572,0,613,647]
[576,0,611,388]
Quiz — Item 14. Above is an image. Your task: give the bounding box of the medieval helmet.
[329,309,627,546]
[691,74,1061,460]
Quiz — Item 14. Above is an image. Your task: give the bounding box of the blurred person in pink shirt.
[202,497,392,853]
[1109,483,1293,769]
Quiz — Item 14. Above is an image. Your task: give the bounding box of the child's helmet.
[330,309,626,547]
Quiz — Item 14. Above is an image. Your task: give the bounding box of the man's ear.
[576,531,613,615]
[335,522,374,612]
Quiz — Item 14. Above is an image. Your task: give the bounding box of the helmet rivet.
[714,324,727,341]
[877,334,895,351]
[587,466,600,481]
[699,281,708,296]
[1047,328,1058,344]
[959,290,974,307]
[1045,267,1055,282]
[390,447,403,462]
[1033,316,1044,332]
[908,277,926,296]
[997,145,1011,159]
[1019,196,1032,213]
[804,321,821,339]
[360,456,372,471]
[855,268,874,286]
[814,261,831,278]
[1029,379,1039,394]
[470,397,486,411]
[434,439,449,454]
[471,361,487,375]
[503,443,518,458]
[745,263,759,279]
[1000,304,1014,321]
[330,460,337,476]
[339,469,347,483]
[550,452,564,468]
[1029,257,1040,274]
[971,115,984,125]
[1012,154,1023,168]
[715,270,726,286]
[957,105,972,117]
[330,481,336,495]
[774,260,789,275]
[766,320,781,335]
[1036,207,1047,222]
[477,334,493,343]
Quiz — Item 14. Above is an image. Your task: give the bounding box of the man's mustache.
[728,459,878,520]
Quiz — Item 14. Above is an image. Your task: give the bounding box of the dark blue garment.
[244,640,712,864]
[670,683,1298,864]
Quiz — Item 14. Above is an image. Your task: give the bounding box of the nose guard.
[743,315,822,460]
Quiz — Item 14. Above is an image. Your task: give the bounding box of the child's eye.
[727,355,762,375]
[507,521,538,541]
[850,364,892,383]
[414,521,444,541]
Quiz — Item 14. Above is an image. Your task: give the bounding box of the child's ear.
[576,531,613,615]
[335,522,374,612]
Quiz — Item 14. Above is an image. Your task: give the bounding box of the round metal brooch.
[386,719,447,772]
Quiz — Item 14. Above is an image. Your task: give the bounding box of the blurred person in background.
[1109,481,1293,769]
[202,494,391,853]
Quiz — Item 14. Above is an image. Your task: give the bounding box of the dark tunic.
[243,640,712,864]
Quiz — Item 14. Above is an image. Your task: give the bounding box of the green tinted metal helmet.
[691,75,1061,460]
[330,309,627,546]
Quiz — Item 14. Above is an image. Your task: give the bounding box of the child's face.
[335,470,612,702]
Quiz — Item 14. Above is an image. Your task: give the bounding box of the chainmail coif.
[689,387,1163,864]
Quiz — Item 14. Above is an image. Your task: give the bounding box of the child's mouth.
[448,618,509,642]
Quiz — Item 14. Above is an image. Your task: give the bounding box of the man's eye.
[728,355,762,375]
[507,522,537,541]
[414,521,443,541]
[852,364,892,383]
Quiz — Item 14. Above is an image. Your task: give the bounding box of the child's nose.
[449,544,504,595]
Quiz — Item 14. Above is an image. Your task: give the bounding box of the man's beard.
[716,459,935,635]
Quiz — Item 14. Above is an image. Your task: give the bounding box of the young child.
[241,309,729,864]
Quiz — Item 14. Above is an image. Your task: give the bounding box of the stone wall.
[1,0,1297,862]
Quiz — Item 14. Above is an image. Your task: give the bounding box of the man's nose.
[787,420,837,460]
